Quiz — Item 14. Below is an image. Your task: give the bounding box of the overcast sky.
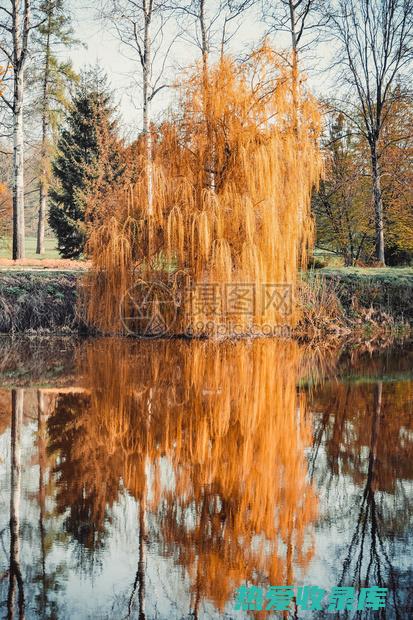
[67,1,333,138]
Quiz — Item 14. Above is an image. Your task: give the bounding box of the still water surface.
[0,339,412,619]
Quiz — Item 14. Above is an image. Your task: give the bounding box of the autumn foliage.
[82,46,323,335]
[0,182,12,239]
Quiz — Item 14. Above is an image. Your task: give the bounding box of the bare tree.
[263,0,325,59]
[0,0,33,259]
[169,0,256,192]
[263,0,326,132]
[30,0,78,255]
[327,0,413,264]
[101,0,176,258]
[172,0,256,68]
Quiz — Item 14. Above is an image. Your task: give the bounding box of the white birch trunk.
[12,0,30,260]
[13,76,25,260]
[37,17,52,256]
[12,0,26,260]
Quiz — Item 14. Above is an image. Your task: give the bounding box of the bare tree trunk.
[200,0,208,75]
[8,389,25,620]
[143,64,152,216]
[37,185,47,255]
[288,0,298,51]
[288,0,299,117]
[370,142,385,265]
[288,0,300,230]
[143,2,153,261]
[199,0,215,191]
[13,65,25,260]
[12,0,30,261]
[37,16,52,255]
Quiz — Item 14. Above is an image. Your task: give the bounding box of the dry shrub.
[296,273,348,337]
[296,273,411,341]
[0,273,79,333]
[82,45,323,336]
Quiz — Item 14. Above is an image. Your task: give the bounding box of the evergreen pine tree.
[30,0,79,255]
[49,68,124,258]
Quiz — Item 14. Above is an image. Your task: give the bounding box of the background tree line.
[0,0,412,264]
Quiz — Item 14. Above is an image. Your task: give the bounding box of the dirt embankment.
[0,258,89,270]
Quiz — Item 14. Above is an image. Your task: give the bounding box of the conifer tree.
[49,68,124,258]
[30,0,79,254]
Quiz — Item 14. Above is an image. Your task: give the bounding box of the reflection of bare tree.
[128,498,146,620]
[7,389,25,620]
[336,384,395,619]
[311,378,413,619]
[36,390,48,618]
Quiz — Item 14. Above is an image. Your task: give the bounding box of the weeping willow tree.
[83,44,323,336]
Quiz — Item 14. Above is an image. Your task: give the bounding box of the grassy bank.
[0,271,80,333]
[0,268,412,335]
[317,267,413,321]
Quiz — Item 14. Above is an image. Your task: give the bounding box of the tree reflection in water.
[48,339,318,617]
[310,374,413,619]
[0,340,412,618]
[8,390,25,620]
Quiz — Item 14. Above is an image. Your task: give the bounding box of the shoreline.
[0,331,411,389]
[0,268,412,337]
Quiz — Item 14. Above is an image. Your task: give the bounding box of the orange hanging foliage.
[48,339,318,610]
[82,45,323,335]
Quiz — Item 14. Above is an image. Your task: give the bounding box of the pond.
[0,338,412,619]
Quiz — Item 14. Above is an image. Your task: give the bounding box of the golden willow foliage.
[83,45,323,335]
[49,339,318,611]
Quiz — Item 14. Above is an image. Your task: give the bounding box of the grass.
[320,266,413,278]
[305,266,413,322]
[313,247,344,268]
[0,236,60,260]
